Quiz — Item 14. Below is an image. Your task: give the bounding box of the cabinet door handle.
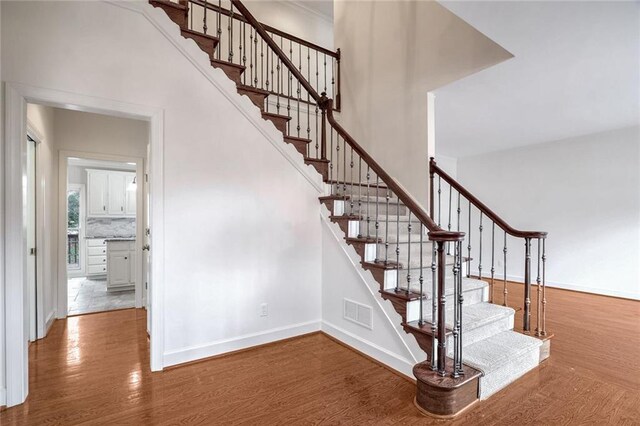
[103,205,106,211]
[121,206,124,212]
[124,257,128,260]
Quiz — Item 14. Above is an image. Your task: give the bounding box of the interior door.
[26,136,37,342]
[125,173,136,216]
[144,146,151,334]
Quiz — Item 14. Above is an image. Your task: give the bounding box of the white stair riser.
[446,314,515,352]
[477,346,540,399]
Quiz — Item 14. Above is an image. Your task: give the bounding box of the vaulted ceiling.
[436,1,640,158]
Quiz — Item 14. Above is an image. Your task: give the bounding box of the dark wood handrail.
[233,0,462,241]
[191,0,339,58]
[430,159,547,239]
[325,101,464,241]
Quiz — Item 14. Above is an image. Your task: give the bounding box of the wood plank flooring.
[1,284,638,425]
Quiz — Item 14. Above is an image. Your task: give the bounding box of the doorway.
[65,158,140,316]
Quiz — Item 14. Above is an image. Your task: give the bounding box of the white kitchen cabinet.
[108,173,126,215]
[106,240,136,291]
[87,171,109,216]
[86,238,108,276]
[124,174,137,216]
[86,170,136,218]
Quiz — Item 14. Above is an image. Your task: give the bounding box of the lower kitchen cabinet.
[106,240,136,291]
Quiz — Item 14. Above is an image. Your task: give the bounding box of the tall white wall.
[1,0,322,373]
[456,126,640,300]
[26,104,58,334]
[333,0,512,207]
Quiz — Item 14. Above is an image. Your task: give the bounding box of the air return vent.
[343,299,373,329]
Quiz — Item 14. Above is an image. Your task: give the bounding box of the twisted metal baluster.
[203,0,208,34]
[542,239,547,336]
[384,190,390,264]
[452,240,460,378]
[430,237,437,370]
[536,238,542,336]
[406,213,412,294]
[478,212,483,279]
[490,222,495,303]
[349,148,354,215]
[227,4,233,63]
[395,196,400,292]
[419,224,424,324]
[375,176,380,259]
[467,201,472,278]
[447,183,452,255]
[366,166,371,239]
[503,231,508,306]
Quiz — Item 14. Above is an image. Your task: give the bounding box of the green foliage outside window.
[68,191,80,229]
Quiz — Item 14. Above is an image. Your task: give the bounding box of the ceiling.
[291,0,333,20]
[436,1,640,158]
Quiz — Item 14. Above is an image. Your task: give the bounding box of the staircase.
[149,0,552,418]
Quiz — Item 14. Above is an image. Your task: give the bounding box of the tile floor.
[67,277,135,315]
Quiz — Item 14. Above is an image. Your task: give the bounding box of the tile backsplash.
[86,218,136,238]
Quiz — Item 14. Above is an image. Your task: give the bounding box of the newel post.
[319,92,331,160]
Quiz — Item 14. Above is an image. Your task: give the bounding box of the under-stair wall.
[1,0,324,368]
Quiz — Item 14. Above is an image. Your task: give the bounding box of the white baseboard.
[45,310,56,336]
[321,320,415,379]
[163,320,322,367]
[470,270,640,301]
[0,387,6,407]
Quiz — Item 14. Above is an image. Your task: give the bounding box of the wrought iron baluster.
[203,0,208,33]
[357,157,362,237]
[375,176,380,258]
[535,238,542,336]
[447,183,452,255]
[277,37,282,114]
[349,148,354,215]
[524,238,532,333]
[227,4,233,62]
[419,224,424,325]
[467,201,471,278]
[287,40,291,133]
[329,127,334,184]
[335,136,340,197]
[406,212,412,294]
[254,28,258,86]
[323,53,327,93]
[457,192,461,232]
[503,232,508,306]
[366,166,370,239]
[455,240,464,376]
[297,44,301,138]
[260,38,264,89]
[490,222,495,303]
[384,190,390,264]
[430,237,437,370]
[241,23,246,85]
[452,239,460,377]
[307,47,311,144]
[216,0,222,59]
[343,136,347,206]
[249,29,254,86]
[395,196,400,292]
[478,212,483,279]
[542,239,547,336]
[436,241,446,376]
[438,177,442,227]
[331,57,335,99]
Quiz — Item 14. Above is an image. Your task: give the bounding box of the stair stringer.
[108,0,324,193]
[321,206,428,378]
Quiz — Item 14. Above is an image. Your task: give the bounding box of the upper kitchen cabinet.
[87,169,136,218]
[87,170,109,216]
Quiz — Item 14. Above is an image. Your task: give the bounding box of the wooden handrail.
[192,0,339,58]
[232,0,462,241]
[430,158,547,239]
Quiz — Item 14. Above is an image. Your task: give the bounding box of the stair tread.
[305,157,330,163]
[181,28,219,41]
[409,302,514,333]
[285,135,312,143]
[380,288,425,301]
[262,111,292,120]
[237,84,270,96]
[329,214,362,220]
[150,0,187,11]
[211,58,246,71]
[462,330,543,374]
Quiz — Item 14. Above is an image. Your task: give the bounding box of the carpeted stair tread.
[462,330,543,374]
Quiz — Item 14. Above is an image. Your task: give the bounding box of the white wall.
[26,104,58,335]
[333,0,512,206]
[1,0,323,377]
[456,126,640,300]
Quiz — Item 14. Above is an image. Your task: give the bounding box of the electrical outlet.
[260,303,268,317]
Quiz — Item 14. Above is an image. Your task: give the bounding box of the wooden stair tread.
[180,28,219,42]
[262,111,291,120]
[346,236,381,244]
[329,214,362,220]
[237,85,270,96]
[380,288,425,301]
[150,0,187,11]
[304,157,330,164]
[285,135,312,144]
[361,260,402,270]
[403,320,453,336]
[211,58,246,71]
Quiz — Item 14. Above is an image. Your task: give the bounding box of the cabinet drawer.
[87,264,108,275]
[87,255,107,266]
[87,238,107,247]
[87,246,107,256]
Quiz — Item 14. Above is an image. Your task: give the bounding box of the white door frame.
[58,152,145,315]
[66,183,86,279]
[4,82,166,407]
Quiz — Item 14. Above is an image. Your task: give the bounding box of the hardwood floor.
[1,284,638,425]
